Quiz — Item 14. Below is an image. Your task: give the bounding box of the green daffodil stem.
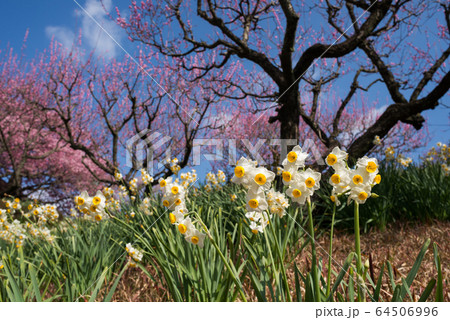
[354,201,365,302]
[268,217,292,302]
[307,198,320,302]
[326,203,336,297]
[194,212,247,302]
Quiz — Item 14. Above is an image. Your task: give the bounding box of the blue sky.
[0,0,448,180]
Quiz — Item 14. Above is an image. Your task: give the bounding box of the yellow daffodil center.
[287,151,297,163]
[248,199,259,209]
[162,200,170,207]
[282,171,292,182]
[234,166,245,178]
[171,186,179,195]
[159,179,166,187]
[358,191,368,201]
[305,177,315,188]
[175,198,182,206]
[254,173,267,185]
[327,154,337,166]
[28,204,33,210]
[374,174,381,184]
[366,161,377,173]
[169,213,176,224]
[90,205,98,212]
[251,229,258,234]
[330,195,336,203]
[76,197,84,206]
[33,210,39,216]
[95,214,102,221]
[353,175,363,185]
[93,196,101,206]
[331,174,341,184]
[14,198,20,203]
[292,189,302,198]
[178,224,187,234]
[191,236,199,244]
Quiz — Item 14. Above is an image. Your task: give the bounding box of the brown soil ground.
[291,220,449,302]
[110,220,449,301]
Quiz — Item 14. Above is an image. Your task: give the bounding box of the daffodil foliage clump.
[0,148,446,302]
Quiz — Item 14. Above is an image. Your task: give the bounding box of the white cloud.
[46,0,123,59]
[45,26,75,49]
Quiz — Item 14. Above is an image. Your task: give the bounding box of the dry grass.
[292,220,449,302]
[109,220,449,301]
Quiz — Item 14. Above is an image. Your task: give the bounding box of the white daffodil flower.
[185,228,206,248]
[248,167,276,191]
[282,145,309,168]
[329,163,351,187]
[245,188,269,212]
[326,147,348,167]
[286,181,311,205]
[249,221,264,234]
[176,217,195,236]
[231,157,257,188]
[297,168,321,192]
[348,185,372,205]
[245,211,262,222]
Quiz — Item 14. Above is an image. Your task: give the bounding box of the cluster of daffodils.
[159,177,206,248]
[281,146,321,205]
[140,168,154,185]
[424,142,449,175]
[125,243,143,267]
[384,146,414,168]
[118,185,129,199]
[114,171,123,181]
[27,223,54,243]
[114,169,156,199]
[326,147,380,206]
[0,217,27,247]
[373,135,382,146]
[204,170,226,192]
[165,157,181,175]
[266,189,289,218]
[129,178,139,195]
[0,199,58,246]
[102,187,121,211]
[231,157,281,234]
[385,146,395,161]
[137,197,153,216]
[26,203,60,224]
[2,198,22,214]
[396,154,413,168]
[74,190,109,222]
[179,169,198,189]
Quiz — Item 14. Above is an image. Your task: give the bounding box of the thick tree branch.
[293,0,392,79]
[347,70,450,161]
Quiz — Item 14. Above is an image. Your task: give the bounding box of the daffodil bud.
[364,259,370,269]
[371,193,379,198]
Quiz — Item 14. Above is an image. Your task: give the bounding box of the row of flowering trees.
[2,0,449,200]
